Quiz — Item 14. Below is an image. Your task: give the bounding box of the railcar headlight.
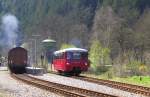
[66,63,70,65]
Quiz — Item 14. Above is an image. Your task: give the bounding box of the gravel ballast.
[30,73,146,97]
[0,71,61,97]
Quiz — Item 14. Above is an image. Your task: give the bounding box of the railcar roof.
[9,47,27,53]
[54,48,88,54]
[42,39,56,43]
[26,67,44,70]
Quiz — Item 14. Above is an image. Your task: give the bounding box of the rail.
[11,74,118,97]
[73,76,150,97]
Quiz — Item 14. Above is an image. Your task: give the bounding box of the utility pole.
[29,39,35,67]
[32,35,41,68]
[28,40,31,66]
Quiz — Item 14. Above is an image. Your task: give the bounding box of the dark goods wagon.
[8,47,28,74]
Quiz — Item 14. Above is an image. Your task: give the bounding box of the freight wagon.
[8,47,27,73]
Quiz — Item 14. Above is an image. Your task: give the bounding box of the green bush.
[89,40,111,73]
[126,61,148,76]
[89,40,102,71]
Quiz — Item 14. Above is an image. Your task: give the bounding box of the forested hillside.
[0,0,150,76]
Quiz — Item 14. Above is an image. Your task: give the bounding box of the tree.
[92,6,122,66]
[92,6,121,48]
[60,43,76,49]
[134,9,150,64]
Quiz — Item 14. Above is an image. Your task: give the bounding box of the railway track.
[72,76,150,97]
[11,74,118,97]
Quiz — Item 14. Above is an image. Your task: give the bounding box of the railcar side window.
[54,53,64,59]
[67,52,72,59]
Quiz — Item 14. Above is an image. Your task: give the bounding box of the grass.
[111,76,150,87]
[81,73,150,87]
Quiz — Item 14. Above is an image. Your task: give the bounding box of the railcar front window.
[67,52,72,59]
[73,52,81,59]
[67,52,81,60]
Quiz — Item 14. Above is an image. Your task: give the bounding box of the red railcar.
[53,48,90,75]
[8,47,28,74]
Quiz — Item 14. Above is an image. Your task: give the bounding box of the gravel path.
[0,71,61,97]
[30,73,146,97]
